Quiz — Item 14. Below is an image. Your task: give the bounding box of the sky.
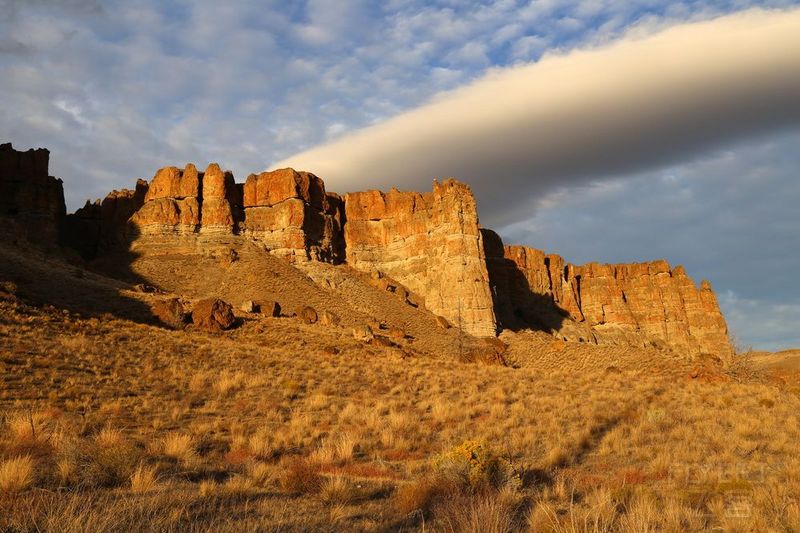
[1,0,798,350]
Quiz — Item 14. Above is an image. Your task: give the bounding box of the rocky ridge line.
[0,142,734,357]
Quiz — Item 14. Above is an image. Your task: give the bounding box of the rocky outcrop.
[0,143,66,243]
[63,180,148,257]
[344,180,496,337]
[200,163,242,235]
[483,229,733,359]
[11,141,729,356]
[242,169,343,261]
[131,164,202,235]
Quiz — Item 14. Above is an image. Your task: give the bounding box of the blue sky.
[2,0,799,350]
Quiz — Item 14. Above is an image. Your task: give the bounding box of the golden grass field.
[1,236,800,532]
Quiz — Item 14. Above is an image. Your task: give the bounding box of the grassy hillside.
[1,237,799,531]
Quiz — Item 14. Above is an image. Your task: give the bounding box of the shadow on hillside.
[0,219,160,326]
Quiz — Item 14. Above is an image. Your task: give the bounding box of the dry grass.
[160,433,197,466]
[1,249,800,530]
[0,455,34,493]
[319,475,355,506]
[129,464,159,493]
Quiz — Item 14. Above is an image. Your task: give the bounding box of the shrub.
[88,438,142,487]
[433,440,520,493]
[161,433,197,466]
[279,457,322,494]
[319,476,355,506]
[394,477,441,516]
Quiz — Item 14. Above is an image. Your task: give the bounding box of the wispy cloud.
[278,8,800,227]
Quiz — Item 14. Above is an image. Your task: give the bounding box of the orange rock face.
[200,163,242,234]
[0,143,66,243]
[344,180,497,337]
[242,168,343,262]
[52,151,732,355]
[132,164,202,235]
[483,229,733,359]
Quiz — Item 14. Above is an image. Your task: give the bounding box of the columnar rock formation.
[5,142,734,356]
[131,164,203,235]
[200,164,242,235]
[482,229,734,359]
[64,180,148,257]
[344,180,497,337]
[242,169,343,261]
[0,143,66,242]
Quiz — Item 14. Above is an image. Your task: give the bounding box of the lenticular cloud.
[276,8,800,227]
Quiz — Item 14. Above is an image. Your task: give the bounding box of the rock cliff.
[63,180,148,257]
[131,164,203,235]
[0,143,66,243]
[242,168,343,262]
[344,180,497,337]
[483,229,733,359]
[200,163,243,235]
[3,142,735,355]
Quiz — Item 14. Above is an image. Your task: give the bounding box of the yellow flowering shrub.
[433,440,521,492]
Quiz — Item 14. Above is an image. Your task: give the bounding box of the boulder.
[435,316,451,329]
[192,298,236,332]
[134,284,162,294]
[318,310,340,326]
[240,300,259,313]
[352,325,374,343]
[388,327,406,341]
[296,306,318,324]
[151,298,189,330]
[261,300,281,317]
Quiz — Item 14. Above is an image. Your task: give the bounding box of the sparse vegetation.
[1,238,800,530]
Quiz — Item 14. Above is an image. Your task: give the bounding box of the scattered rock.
[318,310,340,326]
[435,316,451,329]
[296,306,318,324]
[372,336,395,347]
[261,300,281,317]
[240,300,259,313]
[151,298,189,330]
[133,284,163,294]
[352,325,374,342]
[192,298,236,332]
[388,327,405,341]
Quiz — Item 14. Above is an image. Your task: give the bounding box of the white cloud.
[278,8,800,228]
[3,1,799,349]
